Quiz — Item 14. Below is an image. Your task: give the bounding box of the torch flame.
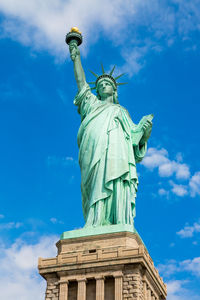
[71,27,81,34]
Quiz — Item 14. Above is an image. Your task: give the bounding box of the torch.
[65,27,82,60]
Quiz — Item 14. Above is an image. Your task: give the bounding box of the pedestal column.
[96,276,104,300]
[143,281,147,300]
[114,274,123,300]
[59,281,68,300]
[147,288,152,300]
[77,278,87,300]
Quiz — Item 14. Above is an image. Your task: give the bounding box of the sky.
[0,0,200,299]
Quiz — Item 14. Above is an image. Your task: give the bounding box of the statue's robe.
[74,84,147,226]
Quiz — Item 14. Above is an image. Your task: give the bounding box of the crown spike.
[116,82,128,86]
[88,82,96,85]
[91,87,96,90]
[89,70,98,78]
[109,65,116,76]
[115,73,126,80]
[101,63,105,74]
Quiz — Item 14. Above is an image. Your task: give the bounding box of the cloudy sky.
[0,0,200,299]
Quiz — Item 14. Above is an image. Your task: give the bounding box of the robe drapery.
[74,84,147,226]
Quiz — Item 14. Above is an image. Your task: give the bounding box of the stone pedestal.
[38,231,167,300]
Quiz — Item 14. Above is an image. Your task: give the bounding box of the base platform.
[60,224,136,239]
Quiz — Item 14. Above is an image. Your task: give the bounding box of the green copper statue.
[66,28,153,228]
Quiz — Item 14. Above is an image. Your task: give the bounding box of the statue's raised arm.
[66,27,86,92]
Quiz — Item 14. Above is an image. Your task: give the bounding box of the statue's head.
[89,64,127,104]
[96,78,118,104]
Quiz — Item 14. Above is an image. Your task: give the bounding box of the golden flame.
[71,27,81,34]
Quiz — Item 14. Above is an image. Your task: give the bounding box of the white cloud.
[176,153,183,163]
[166,280,199,300]
[189,172,200,197]
[158,261,200,300]
[159,162,176,177]
[47,155,77,167]
[0,0,138,59]
[176,221,200,238]
[141,147,169,169]
[158,188,169,197]
[50,217,58,224]
[167,280,182,294]
[158,259,200,300]
[0,235,58,300]
[0,214,5,219]
[0,222,23,230]
[160,161,190,180]
[119,46,148,77]
[50,217,64,225]
[158,260,179,277]
[159,256,200,279]
[175,163,191,180]
[167,280,185,295]
[142,148,190,180]
[170,181,188,197]
[0,0,200,74]
[180,257,200,277]
[141,147,200,198]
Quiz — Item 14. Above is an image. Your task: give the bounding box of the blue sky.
[0,0,200,299]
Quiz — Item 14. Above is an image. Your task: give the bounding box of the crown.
[88,64,127,90]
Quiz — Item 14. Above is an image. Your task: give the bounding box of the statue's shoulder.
[118,104,131,116]
[74,83,97,105]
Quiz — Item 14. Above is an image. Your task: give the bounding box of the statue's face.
[97,79,114,100]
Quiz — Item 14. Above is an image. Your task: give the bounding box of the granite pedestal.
[38,227,167,300]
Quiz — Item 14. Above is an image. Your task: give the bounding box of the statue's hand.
[69,41,80,61]
[140,120,152,144]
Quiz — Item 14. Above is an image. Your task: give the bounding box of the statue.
[66,28,153,228]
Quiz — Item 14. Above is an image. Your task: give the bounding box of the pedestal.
[38,230,167,300]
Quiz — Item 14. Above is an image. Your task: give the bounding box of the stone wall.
[123,268,143,299]
[45,275,59,300]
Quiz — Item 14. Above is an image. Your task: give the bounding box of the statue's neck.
[100,95,113,103]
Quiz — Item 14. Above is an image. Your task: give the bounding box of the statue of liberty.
[67,28,153,228]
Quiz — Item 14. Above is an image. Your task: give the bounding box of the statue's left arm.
[119,109,152,162]
[139,119,152,145]
[133,119,152,163]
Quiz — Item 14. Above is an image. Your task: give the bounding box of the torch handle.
[69,40,80,61]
